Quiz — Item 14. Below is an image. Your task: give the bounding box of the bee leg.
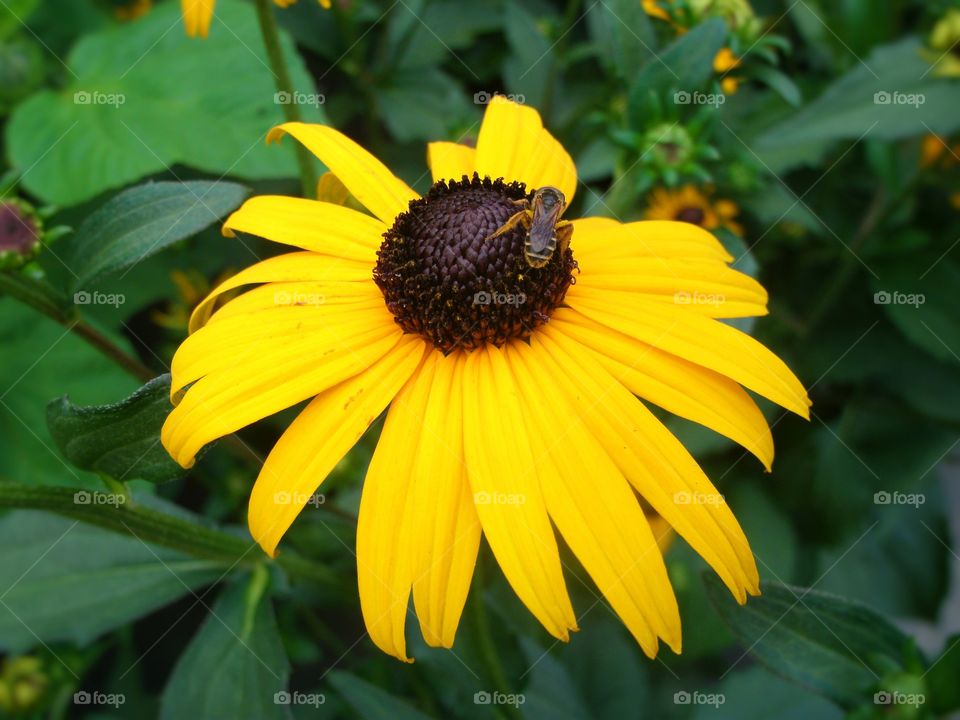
[555,221,574,255]
[484,209,532,242]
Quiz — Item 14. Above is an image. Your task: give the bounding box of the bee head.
[534,186,565,211]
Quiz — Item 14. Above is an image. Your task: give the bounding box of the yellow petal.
[427,142,477,183]
[567,290,811,417]
[571,218,733,263]
[475,96,577,203]
[462,346,577,640]
[550,310,774,470]
[506,341,681,656]
[181,0,214,37]
[357,358,436,662]
[200,280,381,326]
[409,352,481,648]
[223,196,384,261]
[189,251,372,333]
[572,257,768,319]
[162,312,401,467]
[267,123,418,225]
[534,329,760,602]
[248,334,426,557]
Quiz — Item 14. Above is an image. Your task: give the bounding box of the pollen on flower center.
[373,174,577,353]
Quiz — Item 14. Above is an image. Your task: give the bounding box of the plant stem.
[0,272,155,382]
[0,483,337,587]
[471,554,522,720]
[253,0,317,198]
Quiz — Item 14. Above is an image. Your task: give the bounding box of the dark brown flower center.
[676,206,706,225]
[373,174,576,353]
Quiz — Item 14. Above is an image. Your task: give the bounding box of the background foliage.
[1,0,959,718]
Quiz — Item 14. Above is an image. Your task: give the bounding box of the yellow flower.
[921,133,960,169]
[713,47,742,94]
[928,8,960,77]
[112,0,152,21]
[642,0,671,21]
[161,97,809,661]
[181,0,331,38]
[645,185,744,236]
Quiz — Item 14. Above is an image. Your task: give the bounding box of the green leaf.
[705,578,915,709]
[927,635,960,714]
[585,0,657,78]
[626,18,727,127]
[5,0,323,206]
[160,569,292,720]
[0,509,224,653]
[377,68,473,143]
[64,180,249,289]
[756,38,960,148]
[520,637,593,720]
[502,1,555,109]
[47,374,183,484]
[0,0,40,39]
[871,256,960,367]
[693,667,842,720]
[328,671,432,720]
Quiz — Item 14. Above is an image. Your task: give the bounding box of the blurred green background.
[1,0,959,718]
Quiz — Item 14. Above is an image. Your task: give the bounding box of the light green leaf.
[0,509,224,653]
[706,578,914,709]
[160,569,292,720]
[64,180,249,289]
[756,38,960,147]
[6,0,323,206]
[47,374,183,484]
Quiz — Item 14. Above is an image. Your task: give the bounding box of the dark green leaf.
[626,18,727,127]
[47,374,182,483]
[586,0,657,78]
[503,1,554,109]
[0,509,223,652]
[927,635,960,714]
[6,0,323,206]
[160,569,292,720]
[65,181,249,289]
[693,667,842,720]
[328,671,432,720]
[706,577,914,709]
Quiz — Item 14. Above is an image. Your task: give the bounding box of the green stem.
[471,555,522,720]
[0,483,337,587]
[253,0,317,198]
[0,272,155,382]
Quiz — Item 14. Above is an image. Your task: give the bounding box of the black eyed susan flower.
[181,0,330,38]
[161,97,810,661]
[645,184,744,237]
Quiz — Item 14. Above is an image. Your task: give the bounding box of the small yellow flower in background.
[927,8,960,77]
[920,134,959,169]
[111,0,152,21]
[0,657,47,714]
[161,97,808,661]
[151,269,238,331]
[645,185,744,237]
[713,47,741,94]
[181,0,330,38]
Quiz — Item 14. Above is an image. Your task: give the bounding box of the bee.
[485,186,573,268]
